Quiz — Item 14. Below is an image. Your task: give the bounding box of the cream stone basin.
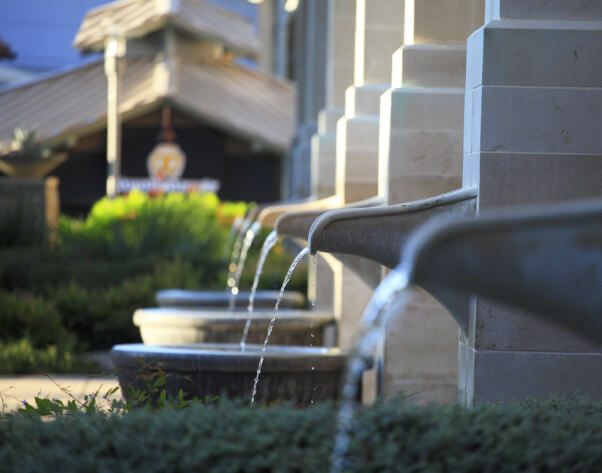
[111,343,353,406]
[134,307,336,346]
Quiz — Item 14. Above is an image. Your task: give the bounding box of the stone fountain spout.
[308,187,478,268]
[257,195,342,229]
[274,195,384,241]
[401,197,602,343]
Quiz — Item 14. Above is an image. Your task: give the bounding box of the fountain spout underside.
[308,188,478,268]
[401,197,602,343]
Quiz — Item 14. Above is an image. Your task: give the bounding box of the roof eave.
[172,96,290,153]
[74,18,260,59]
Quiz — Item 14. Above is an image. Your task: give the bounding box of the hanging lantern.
[147,105,186,181]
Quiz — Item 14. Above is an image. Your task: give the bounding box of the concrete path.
[0,375,119,413]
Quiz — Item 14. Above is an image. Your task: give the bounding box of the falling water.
[229,221,261,310]
[240,230,280,350]
[330,269,411,473]
[250,247,310,405]
[310,254,318,307]
[226,216,253,290]
[223,216,243,260]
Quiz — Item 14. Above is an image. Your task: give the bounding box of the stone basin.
[156,289,307,309]
[111,343,353,406]
[134,307,336,346]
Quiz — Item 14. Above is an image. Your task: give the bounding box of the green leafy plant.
[0,191,308,374]
[6,371,216,419]
[10,128,52,160]
[0,339,97,375]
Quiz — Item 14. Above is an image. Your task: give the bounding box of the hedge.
[2,398,602,472]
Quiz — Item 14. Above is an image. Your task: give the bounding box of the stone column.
[336,0,405,203]
[332,0,404,403]
[462,0,602,405]
[310,0,356,199]
[380,0,483,204]
[258,0,288,77]
[289,0,328,199]
[379,0,483,404]
[309,3,377,403]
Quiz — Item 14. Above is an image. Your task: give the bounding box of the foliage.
[0,203,45,248]
[2,397,602,472]
[0,191,308,373]
[0,290,69,348]
[0,339,97,375]
[57,190,236,260]
[9,128,52,159]
[4,371,213,418]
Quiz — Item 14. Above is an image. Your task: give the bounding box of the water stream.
[250,247,310,405]
[227,216,253,290]
[330,269,411,473]
[228,222,261,310]
[240,230,280,350]
[223,216,243,260]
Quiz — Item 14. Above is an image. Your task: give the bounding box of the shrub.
[0,191,310,373]
[0,202,45,248]
[0,290,69,348]
[57,190,240,261]
[0,339,97,375]
[2,398,602,472]
[50,260,211,350]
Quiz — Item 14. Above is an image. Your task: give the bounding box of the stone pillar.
[289,0,328,199]
[310,0,356,199]
[379,0,483,404]
[0,177,60,242]
[324,0,404,402]
[258,0,288,77]
[336,0,405,203]
[461,0,602,405]
[380,0,483,204]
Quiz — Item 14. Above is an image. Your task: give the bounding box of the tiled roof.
[0,57,294,152]
[74,0,260,58]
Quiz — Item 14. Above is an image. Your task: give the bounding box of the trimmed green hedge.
[2,398,602,472]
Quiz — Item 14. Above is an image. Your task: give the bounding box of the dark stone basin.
[156,289,307,309]
[134,308,336,346]
[111,343,353,406]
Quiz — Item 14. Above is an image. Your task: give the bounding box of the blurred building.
[0,0,294,214]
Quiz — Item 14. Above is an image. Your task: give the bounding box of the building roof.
[0,57,294,153]
[74,0,260,58]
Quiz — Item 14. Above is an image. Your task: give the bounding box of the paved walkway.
[0,375,119,413]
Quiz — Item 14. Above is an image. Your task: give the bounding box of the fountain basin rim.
[156,289,306,307]
[111,343,350,372]
[134,307,335,327]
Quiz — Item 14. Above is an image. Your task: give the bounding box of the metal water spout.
[308,188,478,268]
[401,197,602,342]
